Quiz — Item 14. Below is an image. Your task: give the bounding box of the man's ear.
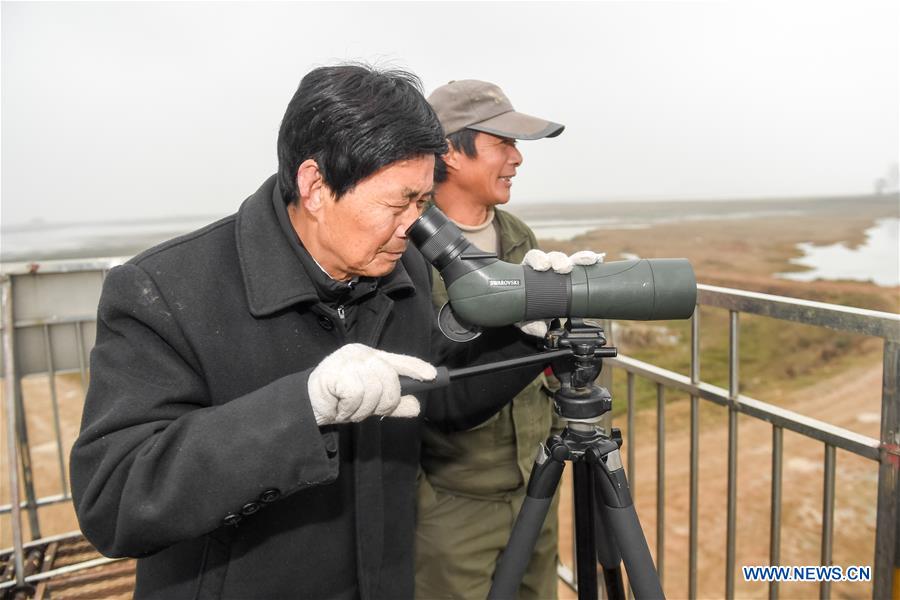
[442,143,463,173]
[297,159,326,213]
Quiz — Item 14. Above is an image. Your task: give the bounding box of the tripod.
[400,318,666,599]
[487,319,665,600]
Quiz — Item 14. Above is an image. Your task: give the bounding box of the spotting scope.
[408,206,697,338]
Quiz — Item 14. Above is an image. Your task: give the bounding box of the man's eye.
[416,198,427,210]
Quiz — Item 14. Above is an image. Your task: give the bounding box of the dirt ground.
[3,201,896,599]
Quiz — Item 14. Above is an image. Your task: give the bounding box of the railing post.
[2,275,27,590]
[626,370,635,600]
[657,384,666,586]
[627,372,635,489]
[689,307,700,599]
[11,298,42,541]
[873,339,899,599]
[769,425,783,600]
[43,324,70,496]
[820,444,836,600]
[75,321,88,392]
[726,310,739,599]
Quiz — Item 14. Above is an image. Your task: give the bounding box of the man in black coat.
[70,65,543,599]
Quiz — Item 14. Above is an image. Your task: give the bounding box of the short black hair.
[433,128,479,184]
[277,64,448,204]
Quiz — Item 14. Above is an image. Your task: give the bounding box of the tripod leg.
[591,449,666,600]
[572,461,599,600]
[594,500,626,600]
[488,442,565,600]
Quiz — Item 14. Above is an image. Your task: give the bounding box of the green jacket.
[422,207,554,499]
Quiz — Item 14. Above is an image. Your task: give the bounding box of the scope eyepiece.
[407,207,472,271]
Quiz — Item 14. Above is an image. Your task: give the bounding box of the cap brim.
[468,110,564,140]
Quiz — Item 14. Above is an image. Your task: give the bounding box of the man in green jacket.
[416,80,597,599]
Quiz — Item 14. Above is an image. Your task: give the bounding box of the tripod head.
[399,318,618,413]
[544,318,617,423]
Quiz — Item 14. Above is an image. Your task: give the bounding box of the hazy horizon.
[3,1,898,227]
[2,190,894,231]
[0,192,900,232]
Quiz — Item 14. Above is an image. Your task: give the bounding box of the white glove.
[517,249,606,337]
[307,343,437,426]
[521,249,605,274]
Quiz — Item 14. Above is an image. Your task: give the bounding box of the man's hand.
[517,249,606,337]
[308,343,437,426]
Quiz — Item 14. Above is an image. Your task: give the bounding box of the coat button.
[223,513,242,527]
[323,432,338,458]
[317,315,334,331]
[259,489,281,503]
[241,502,261,516]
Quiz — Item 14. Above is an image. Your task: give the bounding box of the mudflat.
[514,193,898,311]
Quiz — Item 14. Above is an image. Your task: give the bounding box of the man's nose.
[509,144,523,167]
[397,203,421,236]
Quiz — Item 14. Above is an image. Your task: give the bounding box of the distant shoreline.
[3,192,896,232]
[1,193,897,265]
[506,192,898,222]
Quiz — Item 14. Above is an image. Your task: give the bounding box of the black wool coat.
[70,176,543,599]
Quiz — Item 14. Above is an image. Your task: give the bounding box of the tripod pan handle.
[399,366,450,395]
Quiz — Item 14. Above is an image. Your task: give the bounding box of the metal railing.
[1,257,129,594]
[2,259,899,598]
[563,284,897,599]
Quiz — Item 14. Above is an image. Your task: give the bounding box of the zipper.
[336,305,346,321]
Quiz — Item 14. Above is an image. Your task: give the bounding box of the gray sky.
[2,0,898,226]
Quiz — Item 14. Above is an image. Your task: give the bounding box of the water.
[1,215,224,263]
[776,218,899,287]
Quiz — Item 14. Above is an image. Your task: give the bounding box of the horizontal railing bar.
[0,493,70,514]
[0,556,126,590]
[607,355,882,461]
[0,530,84,556]
[697,284,900,341]
[1,266,895,339]
[0,367,86,380]
[4,315,95,330]
[0,257,129,276]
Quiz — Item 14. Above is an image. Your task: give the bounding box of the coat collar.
[494,207,531,258]
[235,175,415,317]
